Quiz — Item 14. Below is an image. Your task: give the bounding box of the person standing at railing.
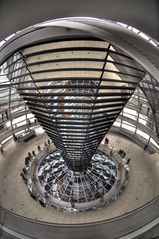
[0,144,4,155]
[32,150,36,157]
[5,110,8,119]
[25,156,31,167]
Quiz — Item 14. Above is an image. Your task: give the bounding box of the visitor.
[20,171,25,181]
[39,198,46,207]
[44,192,50,200]
[37,145,41,152]
[144,144,148,151]
[104,137,109,145]
[25,156,31,167]
[0,144,4,154]
[110,148,114,156]
[22,167,27,174]
[32,150,36,157]
[147,107,150,116]
[118,149,126,158]
[20,167,28,183]
[30,192,37,201]
[27,119,31,125]
[34,119,37,125]
[13,134,17,141]
[28,152,32,159]
[123,151,126,158]
[5,110,9,119]
[70,199,75,208]
[139,102,142,111]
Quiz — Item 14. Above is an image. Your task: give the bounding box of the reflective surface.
[38,150,117,204]
[2,38,145,171]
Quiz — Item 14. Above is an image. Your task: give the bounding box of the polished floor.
[0,127,159,224]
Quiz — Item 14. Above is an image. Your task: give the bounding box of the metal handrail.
[0,194,159,227]
[0,195,159,239]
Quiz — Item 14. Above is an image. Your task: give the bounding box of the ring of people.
[20,141,130,213]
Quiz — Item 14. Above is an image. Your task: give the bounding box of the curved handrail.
[0,122,36,143]
[0,195,159,239]
[0,144,158,238]
[0,194,158,226]
[111,126,158,154]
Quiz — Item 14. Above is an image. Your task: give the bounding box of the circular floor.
[0,127,159,224]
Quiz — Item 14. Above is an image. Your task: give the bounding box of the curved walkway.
[0,127,159,224]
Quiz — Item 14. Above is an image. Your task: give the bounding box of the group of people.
[20,167,28,183]
[37,139,51,153]
[20,139,52,195]
[20,139,53,208]
[118,149,131,164]
[20,151,35,182]
[30,191,49,207]
[103,138,131,164]
[24,152,33,167]
[118,149,126,158]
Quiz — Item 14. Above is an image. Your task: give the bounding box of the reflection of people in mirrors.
[27,119,31,125]
[139,102,142,111]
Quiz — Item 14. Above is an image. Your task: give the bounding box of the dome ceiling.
[3,37,145,171]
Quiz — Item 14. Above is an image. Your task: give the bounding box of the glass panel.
[136,129,149,140]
